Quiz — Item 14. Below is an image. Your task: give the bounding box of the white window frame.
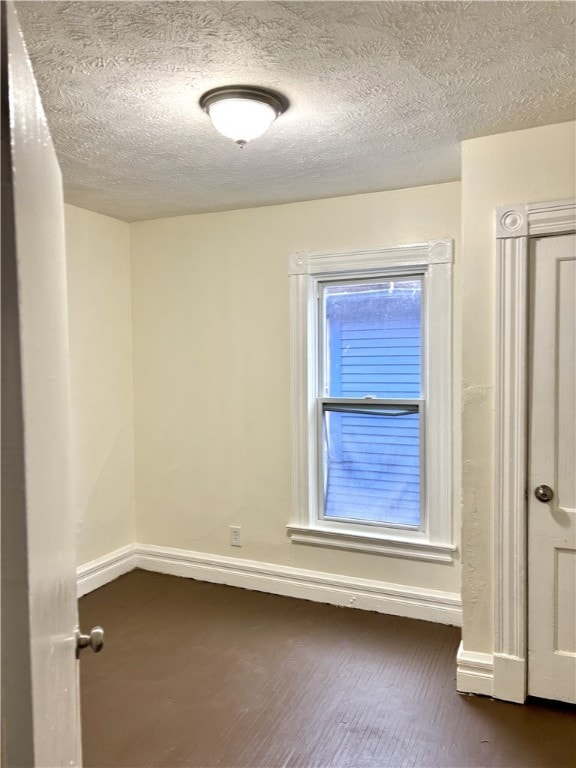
[288,240,456,563]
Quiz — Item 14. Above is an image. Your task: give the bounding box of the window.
[321,278,423,528]
[289,241,455,563]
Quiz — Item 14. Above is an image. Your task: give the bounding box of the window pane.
[323,407,420,527]
[324,280,422,398]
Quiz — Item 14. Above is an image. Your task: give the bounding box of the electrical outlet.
[230,526,242,547]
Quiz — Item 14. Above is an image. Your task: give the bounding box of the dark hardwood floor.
[79,570,575,768]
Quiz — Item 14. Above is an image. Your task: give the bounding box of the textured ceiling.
[16,1,576,222]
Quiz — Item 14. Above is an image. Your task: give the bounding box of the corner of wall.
[64,204,137,568]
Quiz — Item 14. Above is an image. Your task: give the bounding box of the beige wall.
[65,204,136,566]
[460,121,576,653]
[130,182,462,594]
[66,120,575,641]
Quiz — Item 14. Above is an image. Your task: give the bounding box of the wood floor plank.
[79,570,576,768]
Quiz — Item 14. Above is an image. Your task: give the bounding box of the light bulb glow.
[207,98,277,144]
[200,87,286,146]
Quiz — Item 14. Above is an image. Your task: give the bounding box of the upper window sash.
[318,275,424,400]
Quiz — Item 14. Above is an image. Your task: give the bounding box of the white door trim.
[493,198,576,703]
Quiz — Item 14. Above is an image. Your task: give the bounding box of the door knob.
[534,485,554,503]
[75,626,104,657]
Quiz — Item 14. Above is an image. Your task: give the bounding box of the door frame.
[493,198,576,703]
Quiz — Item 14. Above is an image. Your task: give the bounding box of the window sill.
[287,525,457,563]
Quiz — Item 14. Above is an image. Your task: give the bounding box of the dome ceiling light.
[200,86,287,147]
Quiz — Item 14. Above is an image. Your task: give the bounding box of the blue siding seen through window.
[324,409,420,525]
[322,281,422,527]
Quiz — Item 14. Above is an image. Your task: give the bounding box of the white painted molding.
[496,199,576,240]
[496,206,528,238]
[425,261,453,549]
[525,199,576,236]
[291,239,454,279]
[493,198,575,703]
[289,269,317,533]
[456,642,494,698]
[428,239,454,263]
[289,239,455,559]
[288,251,308,275]
[287,525,456,563]
[493,653,526,704]
[494,234,528,675]
[76,543,138,597]
[77,543,461,624]
[135,544,462,626]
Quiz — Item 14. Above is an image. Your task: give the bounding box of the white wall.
[130,182,462,594]
[65,204,136,566]
[460,121,576,654]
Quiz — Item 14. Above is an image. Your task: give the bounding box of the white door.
[528,232,576,704]
[2,2,81,765]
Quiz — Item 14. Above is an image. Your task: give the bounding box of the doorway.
[493,199,576,704]
[527,233,576,703]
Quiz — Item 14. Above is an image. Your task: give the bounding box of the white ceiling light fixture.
[200,86,287,147]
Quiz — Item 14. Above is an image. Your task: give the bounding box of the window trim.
[288,240,456,563]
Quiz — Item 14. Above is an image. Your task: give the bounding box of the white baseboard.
[76,544,138,597]
[493,653,527,703]
[134,544,462,626]
[77,542,462,625]
[456,641,494,697]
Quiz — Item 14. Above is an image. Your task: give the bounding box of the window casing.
[288,241,455,563]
